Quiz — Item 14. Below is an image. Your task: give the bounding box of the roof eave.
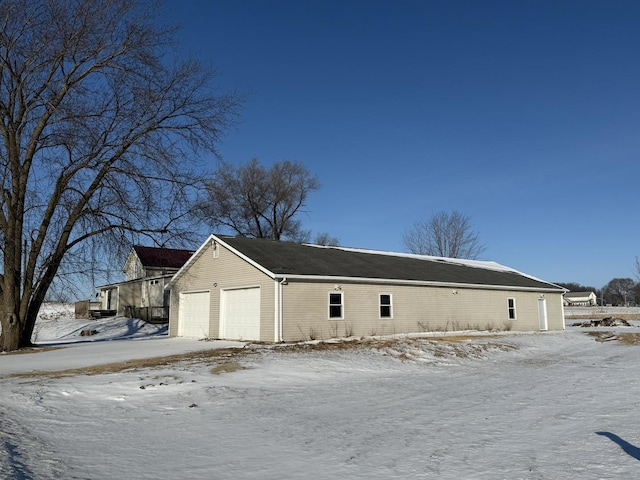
[271,274,565,293]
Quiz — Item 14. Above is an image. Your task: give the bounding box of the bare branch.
[0,0,243,351]
[403,211,486,259]
[198,159,320,241]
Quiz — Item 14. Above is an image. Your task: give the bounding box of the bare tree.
[198,158,320,241]
[313,232,340,246]
[602,278,636,306]
[0,0,242,351]
[403,211,486,259]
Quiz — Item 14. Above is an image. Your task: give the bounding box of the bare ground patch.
[1,345,63,355]
[7,347,249,379]
[210,361,250,375]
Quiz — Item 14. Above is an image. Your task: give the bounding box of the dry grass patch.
[430,335,502,343]
[613,333,640,345]
[586,332,617,343]
[585,332,640,345]
[269,335,516,363]
[210,362,249,375]
[8,347,248,379]
[272,338,385,353]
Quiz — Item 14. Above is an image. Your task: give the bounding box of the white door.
[221,287,261,341]
[538,298,548,331]
[178,291,210,338]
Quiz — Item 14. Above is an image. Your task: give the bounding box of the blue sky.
[163,0,640,289]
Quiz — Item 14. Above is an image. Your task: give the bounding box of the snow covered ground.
[2,304,640,479]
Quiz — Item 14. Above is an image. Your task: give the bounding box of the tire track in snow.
[0,408,37,479]
[0,404,65,479]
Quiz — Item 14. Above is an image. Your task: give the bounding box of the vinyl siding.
[115,282,141,317]
[123,252,144,281]
[169,236,565,342]
[281,280,564,341]
[145,280,166,307]
[169,242,275,341]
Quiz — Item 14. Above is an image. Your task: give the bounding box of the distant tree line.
[556,279,640,306]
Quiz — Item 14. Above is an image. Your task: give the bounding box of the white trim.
[328,291,344,320]
[278,279,285,342]
[538,297,548,331]
[379,292,393,319]
[274,279,281,342]
[165,235,222,289]
[507,297,517,320]
[214,238,275,278]
[180,288,211,295]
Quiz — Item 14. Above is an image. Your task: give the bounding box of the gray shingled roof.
[220,236,563,291]
[133,245,194,269]
[564,291,595,298]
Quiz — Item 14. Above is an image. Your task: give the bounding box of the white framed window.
[379,293,392,318]
[507,298,517,320]
[329,292,344,319]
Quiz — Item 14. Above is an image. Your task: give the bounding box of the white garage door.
[221,287,261,341]
[178,291,210,338]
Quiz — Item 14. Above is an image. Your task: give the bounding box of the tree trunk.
[1,286,22,351]
[20,310,37,348]
[1,217,18,348]
[1,284,47,351]
[0,314,21,352]
[21,280,51,347]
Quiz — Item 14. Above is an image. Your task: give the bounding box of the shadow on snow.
[596,431,640,461]
[38,318,168,348]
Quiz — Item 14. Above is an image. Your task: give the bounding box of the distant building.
[97,245,194,322]
[563,291,597,307]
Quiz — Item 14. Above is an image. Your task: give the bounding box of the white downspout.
[274,277,286,342]
[274,279,280,342]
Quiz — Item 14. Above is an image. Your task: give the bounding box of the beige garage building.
[167,235,566,342]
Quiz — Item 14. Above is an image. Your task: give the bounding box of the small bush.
[344,323,354,337]
[308,327,318,341]
[417,320,430,332]
[329,322,339,338]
